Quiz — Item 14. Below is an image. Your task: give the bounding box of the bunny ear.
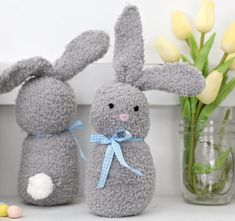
[0,57,53,94]
[53,31,109,81]
[135,63,205,96]
[113,5,144,85]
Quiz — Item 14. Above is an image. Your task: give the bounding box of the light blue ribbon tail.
[69,120,84,131]
[112,140,143,177]
[97,145,114,188]
[69,120,86,161]
[71,134,86,161]
[90,130,144,189]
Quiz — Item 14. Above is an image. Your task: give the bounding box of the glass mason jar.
[179,120,234,205]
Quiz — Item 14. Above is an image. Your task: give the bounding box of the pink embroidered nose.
[119,114,129,122]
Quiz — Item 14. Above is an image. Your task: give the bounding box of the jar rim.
[179,119,235,127]
[179,120,235,135]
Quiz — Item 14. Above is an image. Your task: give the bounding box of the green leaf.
[216,57,235,73]
[188,34,199,62]
[203,58,209,76]
[221,73,229,89]
[195,119,207,139]
[190,97,198,114]
[195,33,216,71]
[196,79,235,137]
[215,147,232,170]
[192,162,213,174]
[181,55,192,64]
[198,77,235,122]
[179,96,187,107]
[182,99,191,121]
[192,147,231,174]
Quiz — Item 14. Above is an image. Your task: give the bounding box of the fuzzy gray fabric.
[86,141,155,217]
[137,63,205,96]
[54,31,109,81]
[16,77,76,134]
[90,83,150,138]
[0,57,53,93]
[85,5,205,217]
[0,30,109,206]
[18,132,79,206]
[113,5,144,85]
[87,83,155,217]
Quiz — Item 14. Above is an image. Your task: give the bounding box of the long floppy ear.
[0,57,53,94]
[53,31,109,81]
[113,5,144,85]
[135,63,205,96]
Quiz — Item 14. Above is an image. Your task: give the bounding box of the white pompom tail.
[27,173,54,200]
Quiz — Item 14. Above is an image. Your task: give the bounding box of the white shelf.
[0,63,235,106]
[1,195,234,220]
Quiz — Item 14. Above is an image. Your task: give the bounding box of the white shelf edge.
[1,195,234,221]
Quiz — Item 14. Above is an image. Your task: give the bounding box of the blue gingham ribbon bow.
[90,129,144,188]
[34,120,86,160]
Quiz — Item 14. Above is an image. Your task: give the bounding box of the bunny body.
[86,83,155,217]
[16,76,78,205]
[19,132,78,206]
[0,31,109,206]
[85,6,205,217]
[86,142,155,217]
[85,83,155,217]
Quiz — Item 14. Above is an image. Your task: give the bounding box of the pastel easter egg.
[7,205,22,219]
[0,204,8,217]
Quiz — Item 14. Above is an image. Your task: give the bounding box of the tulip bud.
[155,38,181,63]
[225,53,235,70]
[195,0,214,33]
[221,22,235,53]
[171,11,192,40]
[197,71,223,104]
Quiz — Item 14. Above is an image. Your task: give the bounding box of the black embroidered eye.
[108,103,114,109]
[134,106,139,112]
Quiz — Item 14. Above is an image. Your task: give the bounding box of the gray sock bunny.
[0,31,109,206]
[85,5,205,217]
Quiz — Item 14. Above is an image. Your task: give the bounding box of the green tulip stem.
[200,32,205,49]
[187,113,196,190]
[196,101,204,120]
[213,53,228,71]
[219,53,228,66]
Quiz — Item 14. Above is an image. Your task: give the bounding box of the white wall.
[0,0,235,64]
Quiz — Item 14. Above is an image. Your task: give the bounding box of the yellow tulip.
[197,71,223,104]
[195,0,215,33]
[225,53,235,70]
[155,38,181,63]
[171,11,192,40]
[221,22,235,53]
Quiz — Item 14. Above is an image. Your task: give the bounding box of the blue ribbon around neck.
[33,120,86,160]
[90,129,144,189]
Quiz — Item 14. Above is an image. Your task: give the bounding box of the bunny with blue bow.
[85,5,205,217]
[0,31,109,206]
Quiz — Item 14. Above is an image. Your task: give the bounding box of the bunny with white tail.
[85,5,205,217]
[0,31,109,206]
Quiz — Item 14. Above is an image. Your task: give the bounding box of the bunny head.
[90,6,205,138]
[0,31,109,134]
